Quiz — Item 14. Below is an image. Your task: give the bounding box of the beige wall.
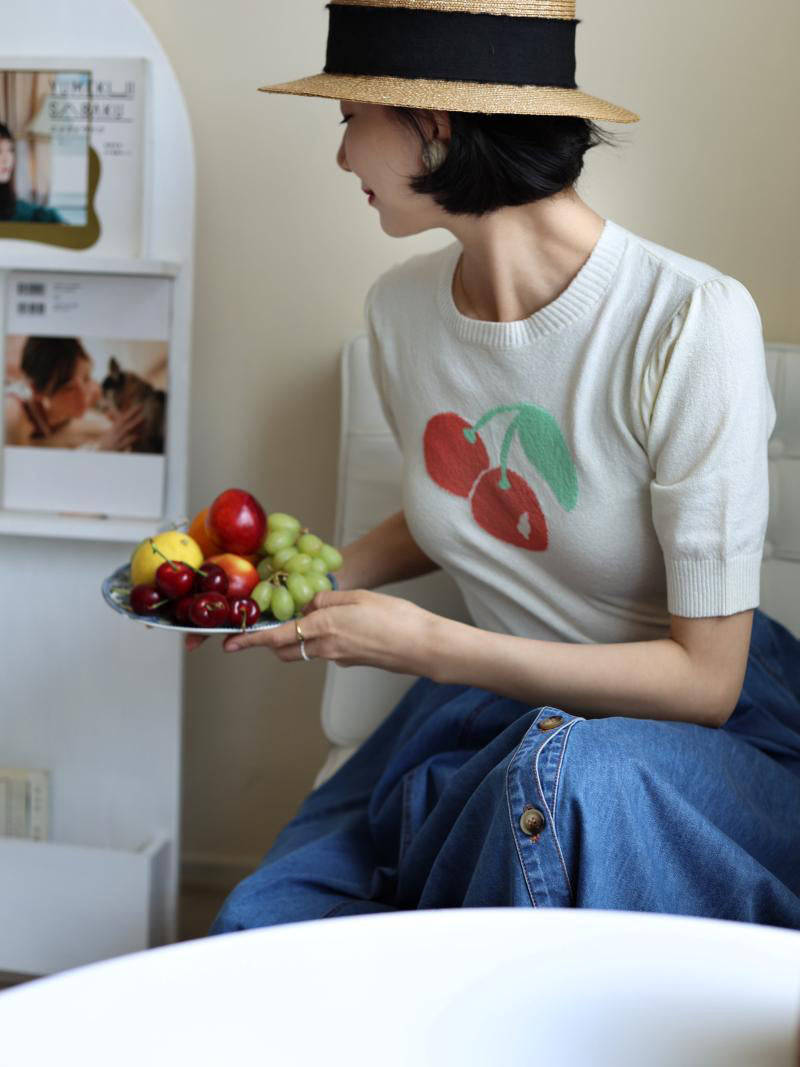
[132,0,800,880]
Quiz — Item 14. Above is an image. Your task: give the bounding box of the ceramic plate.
[101,562,286,634]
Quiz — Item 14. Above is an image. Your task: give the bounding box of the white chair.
[315,338,800,788]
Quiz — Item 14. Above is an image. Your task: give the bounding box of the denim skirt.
[210,607,800,933]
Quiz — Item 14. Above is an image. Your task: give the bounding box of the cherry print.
[470,467,548,550]
[423,412,490,498]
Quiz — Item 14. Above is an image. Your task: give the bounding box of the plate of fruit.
[102,487,342,634]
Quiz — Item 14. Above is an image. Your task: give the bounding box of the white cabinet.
[0,0,195,975]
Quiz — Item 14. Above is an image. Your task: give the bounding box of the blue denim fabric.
[210,607,800,933]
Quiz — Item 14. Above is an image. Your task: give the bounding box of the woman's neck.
[448,190,606,324]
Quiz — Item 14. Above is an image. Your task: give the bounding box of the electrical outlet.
[0,768,49,841]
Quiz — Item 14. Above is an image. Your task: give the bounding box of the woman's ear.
[432,110,452,145]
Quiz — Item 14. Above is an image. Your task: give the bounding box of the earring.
[422,138,448,171]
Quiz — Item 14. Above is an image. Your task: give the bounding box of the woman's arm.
[224,511,751,728]
[225,589,747,727]
[335,509,440,592]
[222,582,751,727]
[428,609,754,728]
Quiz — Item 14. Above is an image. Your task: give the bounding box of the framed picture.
[2,270,172,518]
[0,57,147,255]
[0,68,91,235]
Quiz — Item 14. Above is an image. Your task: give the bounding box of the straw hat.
[259,0,639,123]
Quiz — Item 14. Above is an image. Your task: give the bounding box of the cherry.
[189,593,230,628]
[155,561,197,600]
[130,584,168,615]
[170,594,196,625]
[195,562,228,595]
[423,412,489,498]
[228,597,260,630]
[470,466,548,550]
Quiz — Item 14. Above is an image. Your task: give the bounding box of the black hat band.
[323,4,579,88]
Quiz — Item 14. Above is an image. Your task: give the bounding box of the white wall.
[131,0,800,881]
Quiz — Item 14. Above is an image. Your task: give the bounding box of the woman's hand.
[187,589,440,677]
[97,405,147,451]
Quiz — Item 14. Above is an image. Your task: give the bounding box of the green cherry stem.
[150,539,207,576]
[497,414,522,490]
[463,403,524,444]
[149,541,179,571]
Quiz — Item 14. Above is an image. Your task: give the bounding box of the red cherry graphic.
[423,412,490,498]
[470,467,548,550]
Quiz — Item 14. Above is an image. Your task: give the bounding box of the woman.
[197,0,800,930]
[5,336,144,450]
[0,121,64,223]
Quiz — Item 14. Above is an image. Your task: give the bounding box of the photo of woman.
[0,68,92,227]
[0,121,63,223]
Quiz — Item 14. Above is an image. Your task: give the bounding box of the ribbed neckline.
[435,217,628,348]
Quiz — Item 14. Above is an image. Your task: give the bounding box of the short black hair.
[392,109,623,217]
[21,336,89,396]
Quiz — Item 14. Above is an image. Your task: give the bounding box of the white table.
[1,908,799,1066]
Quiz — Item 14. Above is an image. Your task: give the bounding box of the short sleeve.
[641,275,777,617]
[363,281,402,449]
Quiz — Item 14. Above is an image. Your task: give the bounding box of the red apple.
[204,553,260,599]
[205,489,267,556]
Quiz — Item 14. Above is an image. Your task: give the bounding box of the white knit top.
[365,217,777,645]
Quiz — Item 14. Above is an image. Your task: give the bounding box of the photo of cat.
[4,335,168,455]
[2,270,171,518]
[101,356,166,454]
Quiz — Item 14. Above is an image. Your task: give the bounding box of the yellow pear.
[130,531,203,587]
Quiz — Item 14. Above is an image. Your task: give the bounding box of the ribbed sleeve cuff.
[665,553,762,616]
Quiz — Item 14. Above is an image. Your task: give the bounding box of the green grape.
[297,533,323,555]
[285,553,313,575]
[256,558,274,581]
[251,581,274,613]
[268,512,301,536]
[286,573,314,607]
[264,528,296,555]
[271,546,298,570]
[271,586,295,621]
[318,544,343,571]
[308,555,328,574]
[307,573,333,594]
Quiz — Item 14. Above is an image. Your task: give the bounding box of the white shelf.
[0,835,171,975]
[0,251,180,277]
[0,508,163,543]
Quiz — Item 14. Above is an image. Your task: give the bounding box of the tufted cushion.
[762,345,800,629]
[315,337,800,782]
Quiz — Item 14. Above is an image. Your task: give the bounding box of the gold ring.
[295,620,305,642]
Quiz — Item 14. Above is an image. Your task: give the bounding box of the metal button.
[519,807,546,837]
[538,715,563,731]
